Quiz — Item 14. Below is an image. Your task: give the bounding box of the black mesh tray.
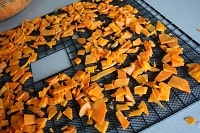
[1,0,200,132]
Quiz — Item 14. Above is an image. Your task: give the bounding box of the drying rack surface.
[0,0,200,132]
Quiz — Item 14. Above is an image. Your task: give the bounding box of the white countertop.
[0,0,200,133]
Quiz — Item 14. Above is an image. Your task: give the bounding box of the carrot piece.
[47,105,58,120]
[74,57,81,65]
[129,101,148,117]
[28,106,45,117]
[73,70,86,82]
[156,20,166,33]
[132,38,142,46]
[141,28,151,37]
[19,72,33,84]
[129,109,143,117]
[77,49,86,55]
[187,63,200,83]
[91,67,116,81]
[94,121,109,133]
[62,125,77,133]
[113,78,129,88]
[59,73,71,81]
[171,55,184,67]
[8,82,19,90]
[166,47,183,55]
[29,52,38,63]
[98,37,109,46]
[159,33,173,44]
[184,117,196,125]
[39,96,48,108]
[138,101,149,116]
[0,62,7,73]
[15,101,24,111]
[77,38,86,45]
[155,70,172,82]
[40,29,56,36]
[121,31,132,39]
[88,85,103,98]
[109,22,120,32]
[116,104,130,111]
[85,66,97,73]
[163,63,177,75]
[115,54,127,64]
[124,86,135,103]
[117,69,127,79]
[167,37,179,48]
[168,75,191,93]
[85,54,97,65]
[114,88,126,98]
[12,68,25,82]
[0,120,9,127]
[135,74,148,85]
[104,83,115,91]
[53,86,70,95]
[36,118,47,129]
[24,114,36,125]
[116,111,130,130]
[63,107,73,120]
[79,101,91,117]
[134,86,148,96]
[134,23,143,34]
[159,82,171,101]
[0,98,3,109]
[122,66,135,76]
[16,92,30,101]
[162,53,171,63]
[45,75,59,85]
[92,100,107,125]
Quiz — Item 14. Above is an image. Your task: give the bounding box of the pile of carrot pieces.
[0,0,199,132]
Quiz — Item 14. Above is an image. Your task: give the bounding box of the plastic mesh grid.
[0,0,200,132]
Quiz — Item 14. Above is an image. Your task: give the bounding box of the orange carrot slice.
[163,63,177,75]
[186,63,200,83]
[134,86,148,96]
[94,120,109,133]
[63,107,73,120]
[91,67,116,81]
[155,70,172,82]
[77,38,86,45]
[168,75,191,93]
[24,114,36,125]
[116,111,130,130]
[92,100,107,125]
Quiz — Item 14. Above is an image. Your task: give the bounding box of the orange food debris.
[74,57,82,65]
[186,63,200,83]
[77,38,86,45]
[184,117,196,125]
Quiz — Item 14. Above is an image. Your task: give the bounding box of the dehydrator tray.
[0,0,200,132]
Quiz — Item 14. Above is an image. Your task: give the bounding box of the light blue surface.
[142,101,200,133]
[0,0,200,133]
[31,49,71,82]
[144,0,200,43]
